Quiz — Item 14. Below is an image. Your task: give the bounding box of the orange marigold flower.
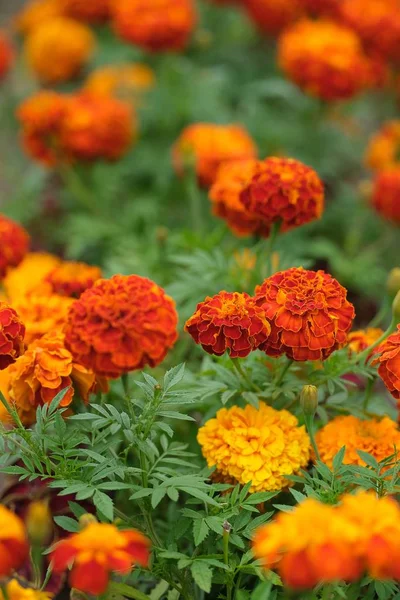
[255,267,355,361]
[60,94,134,161]
[240,157,324,234]
[365,121,400,171]
[173,123,257,187]
[373,325,400,400]
[347,327,383,357]
[0,215,30,279]
[17,91,68,166]
[113,0,196,52]
[84,63,155,99]
[0,32,13,80]
[3,252,61,301]
[185,291,271,358]
[0,579,52,600]
[25,17,94,84]
[243,0,303,36]
[0,505,29,577]
[59,0,110,22]
[198,402,310,492]
[0,303,25,371]
[12,294,74,346]
[4,331,97,426]
[209,159,271,237]
[51,522,150,595]
[371,167,400,224]
[278,19,371,101]
[15,0,65,36]
[65,274,178,378]
[316,415,400,467]
[42,260,102,298]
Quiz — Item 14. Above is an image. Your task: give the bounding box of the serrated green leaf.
[93,490,114,521]
[53,516,79,533]
[193,519,209,546]
[191,561,213,593]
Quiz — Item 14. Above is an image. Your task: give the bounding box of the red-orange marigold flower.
[209,159,270,237]
[185,291,271,358]
[59,0,111,22]
[243,0,303,36]
[371,167,400,225]
[173,123,257,187]
[366,121,400,171]
[51,522,150,594]
[278,19,371,101]
[113,0,197,52]
[43,261,102,298]
[240,157,324,234]
[12,294,74,346]
[60,94,134,161]
[0,505,29,577]
[0,303,25,371]
[65,274,178,378]
[255,267,355,361]
[373,325,400,400]
[0,215,30,279]
[17,91,68,166]
[300,0,340,16]
[0,32,13,80]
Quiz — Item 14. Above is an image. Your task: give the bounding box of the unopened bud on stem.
[387,268,400,298]
[300,385,318,417]
[79,513,97,529]
[392,290,400,322]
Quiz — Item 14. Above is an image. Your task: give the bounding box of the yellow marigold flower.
[15,0,65,36]
[365,121,400,171]
[0,505,29,577]
[347,327,384,356]
[197,402,310,492]
[25,17,94,84]
[3,252,60,302]
[12,294,74,346]
[84,63,155,100]
[316,415,400,467]
[0,579,52,600]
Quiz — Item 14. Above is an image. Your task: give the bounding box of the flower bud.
[300,385,318,417]
[26,500,52,545]
[387,268,400,298]
[392,290,400,322]
[79,513,97,529]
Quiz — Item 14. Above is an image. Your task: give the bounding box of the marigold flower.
[255,267,355,361]
[371,167,400,224]
[59,0,110,22]
[173,123,257,187]
[42,260,102,298]
[51,522,150,594]
[3,252,61,301]
[185,291,271,358]
[347,327,383,357]
[25,17,94,84]
[84,63,155,100]
[4,331,96,426]
[12,294,74,346]
[17,91,69,165]
[365,121,400,171]
[278,19,371,101]
[373,325,400,400]
[65,274,178,378]
[240,157,324,234]
[0,580,52,600]
[113,0,197,52]
[316,415,400,467]
[0,215,30,279]
[0,303,25,371]
[0,505,29,577]
[0,33,13,79]
[198,402,310,492]
[60,94,134,161]
[26,500,53,545]
[243,0,303,36]
[15,0,65,36]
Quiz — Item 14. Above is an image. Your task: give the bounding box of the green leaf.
[157,411,195,422]
[151,487,167,508]
[93,490,114,521]
[245,491,278,505]
[191,561,213,593]
[357,450,379,469]
[53,516,79,533]
[164,363,185,390]
[332,446,346,471]
[130,489,153,500]
[179,487,219,506]
[193,519,209,546]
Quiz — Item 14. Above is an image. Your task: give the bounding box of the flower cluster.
[84,63,155,100]
[173,123,257,187]
[243,0,303,36]
[64,274,178,378]
[12,294,74,346]
[198,402,310,492]
[365,121,400,171]
[112,0,197,52]
[371,167,400,225]
[0,215,30,279]
[0,303,26,372]
[0,32,13,79]
[373,325,400,401]
[42,261,102,298]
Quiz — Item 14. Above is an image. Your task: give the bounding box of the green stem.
[1,584,9,600]
[275,359,293,386]
[223,526,232,600]
[265,220,281,278]
[355,315,397,365]
[138,450,163,548]
[363,376,375,413]
[304,413,320,461]
[31,545,43,588]
[122,373,130,397]
[369,296,390,328]
[58,164,99,216]
[230,357,261,393]
[321,583,333,600]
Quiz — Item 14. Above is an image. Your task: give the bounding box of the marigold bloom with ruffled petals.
[65,274,178,378]
[51,522,150,595]
[278,19,371,101]
[0,505,29,577]
[373,325,400,400]
[17,91,68,165]
[316,415,400,467]
[25,17,94,84]
[113,0,196,52]
[209,159,271,237]
[84,63,155,99]
[255,267,355,361]
[3,252,61,301]
[42,261,102,298]
[198,402,310,492]
[0,303,25,371]
[366,121,400,171]
[185,291,271,358]
[0,215,30,279]
[15,0,65,36]
[0,33,13,80]
[347,327,383,357]
[59,0,110,22]
[60,94,134,161]
[0,580,52,600]
[173,123,257,187]
[240,157,324,234]
[243,0,303,36]
[12,294,74,346]
[371,167,400,224]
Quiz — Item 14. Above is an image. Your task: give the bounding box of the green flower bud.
[387,268,400,298]
[300,385,318,417]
